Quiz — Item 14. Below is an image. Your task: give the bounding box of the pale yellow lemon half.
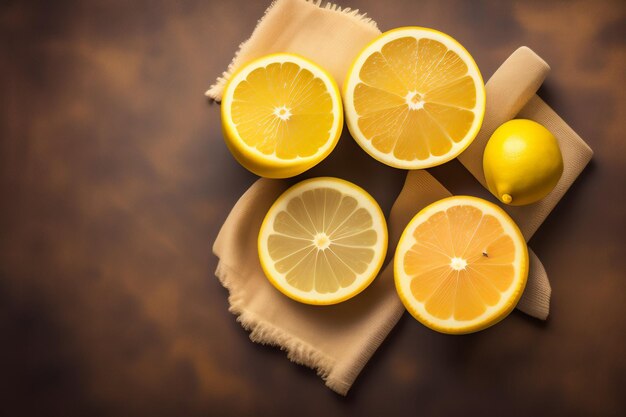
[258,177,387,305]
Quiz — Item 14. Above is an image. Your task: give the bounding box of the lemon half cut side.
[221,53,343,178]
[344,27,486,169]
[394,196,528,334]
[258,177,388,305]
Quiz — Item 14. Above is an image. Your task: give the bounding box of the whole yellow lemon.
[483,119,563,206]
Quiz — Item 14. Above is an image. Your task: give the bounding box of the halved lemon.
[221,53,343,178]
[394,196,528,334]
[343,27,486,169]
[258,177,387,305]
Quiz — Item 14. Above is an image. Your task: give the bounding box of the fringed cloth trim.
[205,0,378,101]
[214,261,358,394]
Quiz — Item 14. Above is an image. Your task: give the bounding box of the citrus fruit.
[258,177,388,305]
[221,53,343,178]
[343,27,486,169]
[394,196,528,334]
[483,119,563,206]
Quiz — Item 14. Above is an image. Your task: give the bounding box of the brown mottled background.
[0,0,624,416]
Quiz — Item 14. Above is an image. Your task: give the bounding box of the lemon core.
[273,105,292,121]
[313,233,331,250]
[405,91,425,110]
[450,257,468,271]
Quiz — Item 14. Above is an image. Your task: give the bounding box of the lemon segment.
[221,54,343,178]
[258,177,388,305]
[344,27,486,169]
[394,196,528,334]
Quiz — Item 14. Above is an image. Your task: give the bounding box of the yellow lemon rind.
[483,119,564,206]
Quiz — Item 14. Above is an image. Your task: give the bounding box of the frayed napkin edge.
[215,260,355,395]
[205,0,379,102]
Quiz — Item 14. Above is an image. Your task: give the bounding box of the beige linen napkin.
[210,0,592,395]
[214,172,448,395]
[206,0,379,100]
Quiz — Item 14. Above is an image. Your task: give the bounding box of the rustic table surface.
[1,1,624,416]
